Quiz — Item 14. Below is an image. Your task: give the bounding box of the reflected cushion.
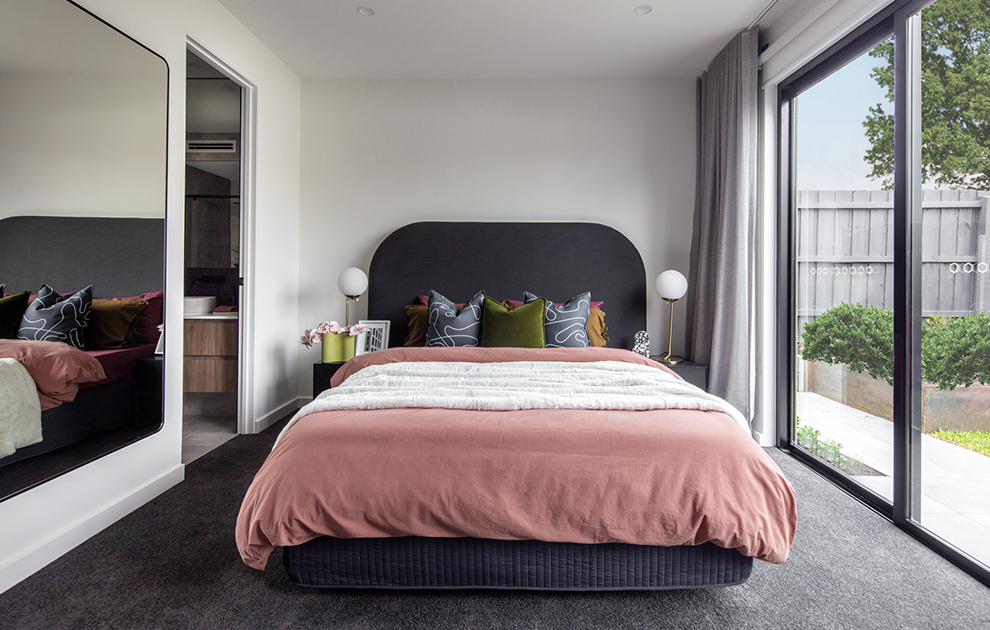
[18,284,93,349]
[0,290,30,339]
[110,290,163,345]
[87,300,149,350]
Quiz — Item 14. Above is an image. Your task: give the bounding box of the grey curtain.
[685,29,758,418]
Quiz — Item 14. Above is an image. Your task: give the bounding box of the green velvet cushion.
[0,290,30,339]
[481,296,546,348]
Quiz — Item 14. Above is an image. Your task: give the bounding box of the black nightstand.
[136,356,164,428]
[313,362,345,397]
[650,357,709,391]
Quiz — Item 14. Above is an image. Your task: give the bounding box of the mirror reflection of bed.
[0,0,167,500]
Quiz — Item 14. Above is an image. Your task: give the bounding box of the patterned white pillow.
[18,284,93,349]
[426,290,485,347]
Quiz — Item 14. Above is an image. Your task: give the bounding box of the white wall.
[0,0,301,593]
[0,73,166,220]
[298,78,696,393]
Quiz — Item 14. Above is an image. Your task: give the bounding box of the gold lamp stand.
[344,295,359,327]
[658,297,684,365]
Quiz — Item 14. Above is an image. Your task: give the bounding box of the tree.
[863,0,990,188]
[801,303,894,385]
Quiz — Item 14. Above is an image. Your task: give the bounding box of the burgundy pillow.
[504,298,604,310]
[416,294,604,311]
[110,291,163,345]
[417,294,465,308]
[26,292,74,302]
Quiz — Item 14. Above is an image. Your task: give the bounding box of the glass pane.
[793,40,895,500]
[915,0,990,569]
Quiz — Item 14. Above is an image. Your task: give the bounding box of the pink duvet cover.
[236,347,796,570]
[0,339,106,410]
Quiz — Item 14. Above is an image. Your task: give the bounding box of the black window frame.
[775,0,990,589]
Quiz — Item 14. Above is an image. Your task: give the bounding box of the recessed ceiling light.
[357,6,374,16]
[635,5,652,14]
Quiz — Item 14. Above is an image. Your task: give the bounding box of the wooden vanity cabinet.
[183,318,237,393]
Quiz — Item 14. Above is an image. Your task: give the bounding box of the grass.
[931,430,990,457]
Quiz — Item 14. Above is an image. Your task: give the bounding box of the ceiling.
[216,0,794,80]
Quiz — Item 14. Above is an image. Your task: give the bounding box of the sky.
[794,52,890,192]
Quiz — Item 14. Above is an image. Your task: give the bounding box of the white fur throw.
[278,360,748,445]
[0,358,43,458]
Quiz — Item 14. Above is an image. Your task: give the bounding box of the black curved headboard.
[0,216,164,298]
[368,222,646,350]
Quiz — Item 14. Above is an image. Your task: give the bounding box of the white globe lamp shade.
[337,267,368,298]
[655,270,688,301]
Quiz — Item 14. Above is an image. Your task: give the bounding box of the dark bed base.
[0,378,136,469]
[282,537,754,590]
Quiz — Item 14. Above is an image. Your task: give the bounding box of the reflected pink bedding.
[236,347,796,570]
[0,339,106,410]
[82,343,157,389]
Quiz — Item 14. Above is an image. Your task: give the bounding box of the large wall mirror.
[0,0,168,500]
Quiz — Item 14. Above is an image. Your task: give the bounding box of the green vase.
[321,332,355,363]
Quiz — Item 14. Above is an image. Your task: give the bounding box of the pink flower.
[300,320,367,345]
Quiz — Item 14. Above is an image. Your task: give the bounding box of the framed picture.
[356,320,390,355]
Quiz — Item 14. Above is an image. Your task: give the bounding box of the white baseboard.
[253,398,303,433]
[0,464,184,594]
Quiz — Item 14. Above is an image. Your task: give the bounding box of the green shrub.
[921,312,990,390]
[801,302,894,385]
[801,303,990,391]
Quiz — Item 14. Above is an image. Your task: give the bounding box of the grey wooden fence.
[797,189,990,329]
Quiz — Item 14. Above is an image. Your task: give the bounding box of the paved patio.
[797,392,990,568]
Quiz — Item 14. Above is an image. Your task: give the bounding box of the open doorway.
[182,48,242,463]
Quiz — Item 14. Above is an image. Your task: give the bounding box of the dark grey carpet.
[1,417,988,630]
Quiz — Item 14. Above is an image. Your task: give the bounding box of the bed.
[0,216,164,471]
[236,221,796,590]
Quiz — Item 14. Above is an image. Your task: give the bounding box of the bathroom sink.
[183,296,217,315]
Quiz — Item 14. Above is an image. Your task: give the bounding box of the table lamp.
[655,270,688,365]
[337,267,368,326]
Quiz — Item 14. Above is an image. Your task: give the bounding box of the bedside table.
[136,356,164,429]
[650,357,709,391]
[313,362,345,397]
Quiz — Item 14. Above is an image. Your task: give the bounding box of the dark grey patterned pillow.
[523,291,591,348]
[18,284,93,349]
[426,290,485,347]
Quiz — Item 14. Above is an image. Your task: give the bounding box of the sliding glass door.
[778,0,990,586]
[791,41,895,501]
[914,0,990,571]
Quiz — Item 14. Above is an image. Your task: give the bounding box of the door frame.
[185,37,257,435]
